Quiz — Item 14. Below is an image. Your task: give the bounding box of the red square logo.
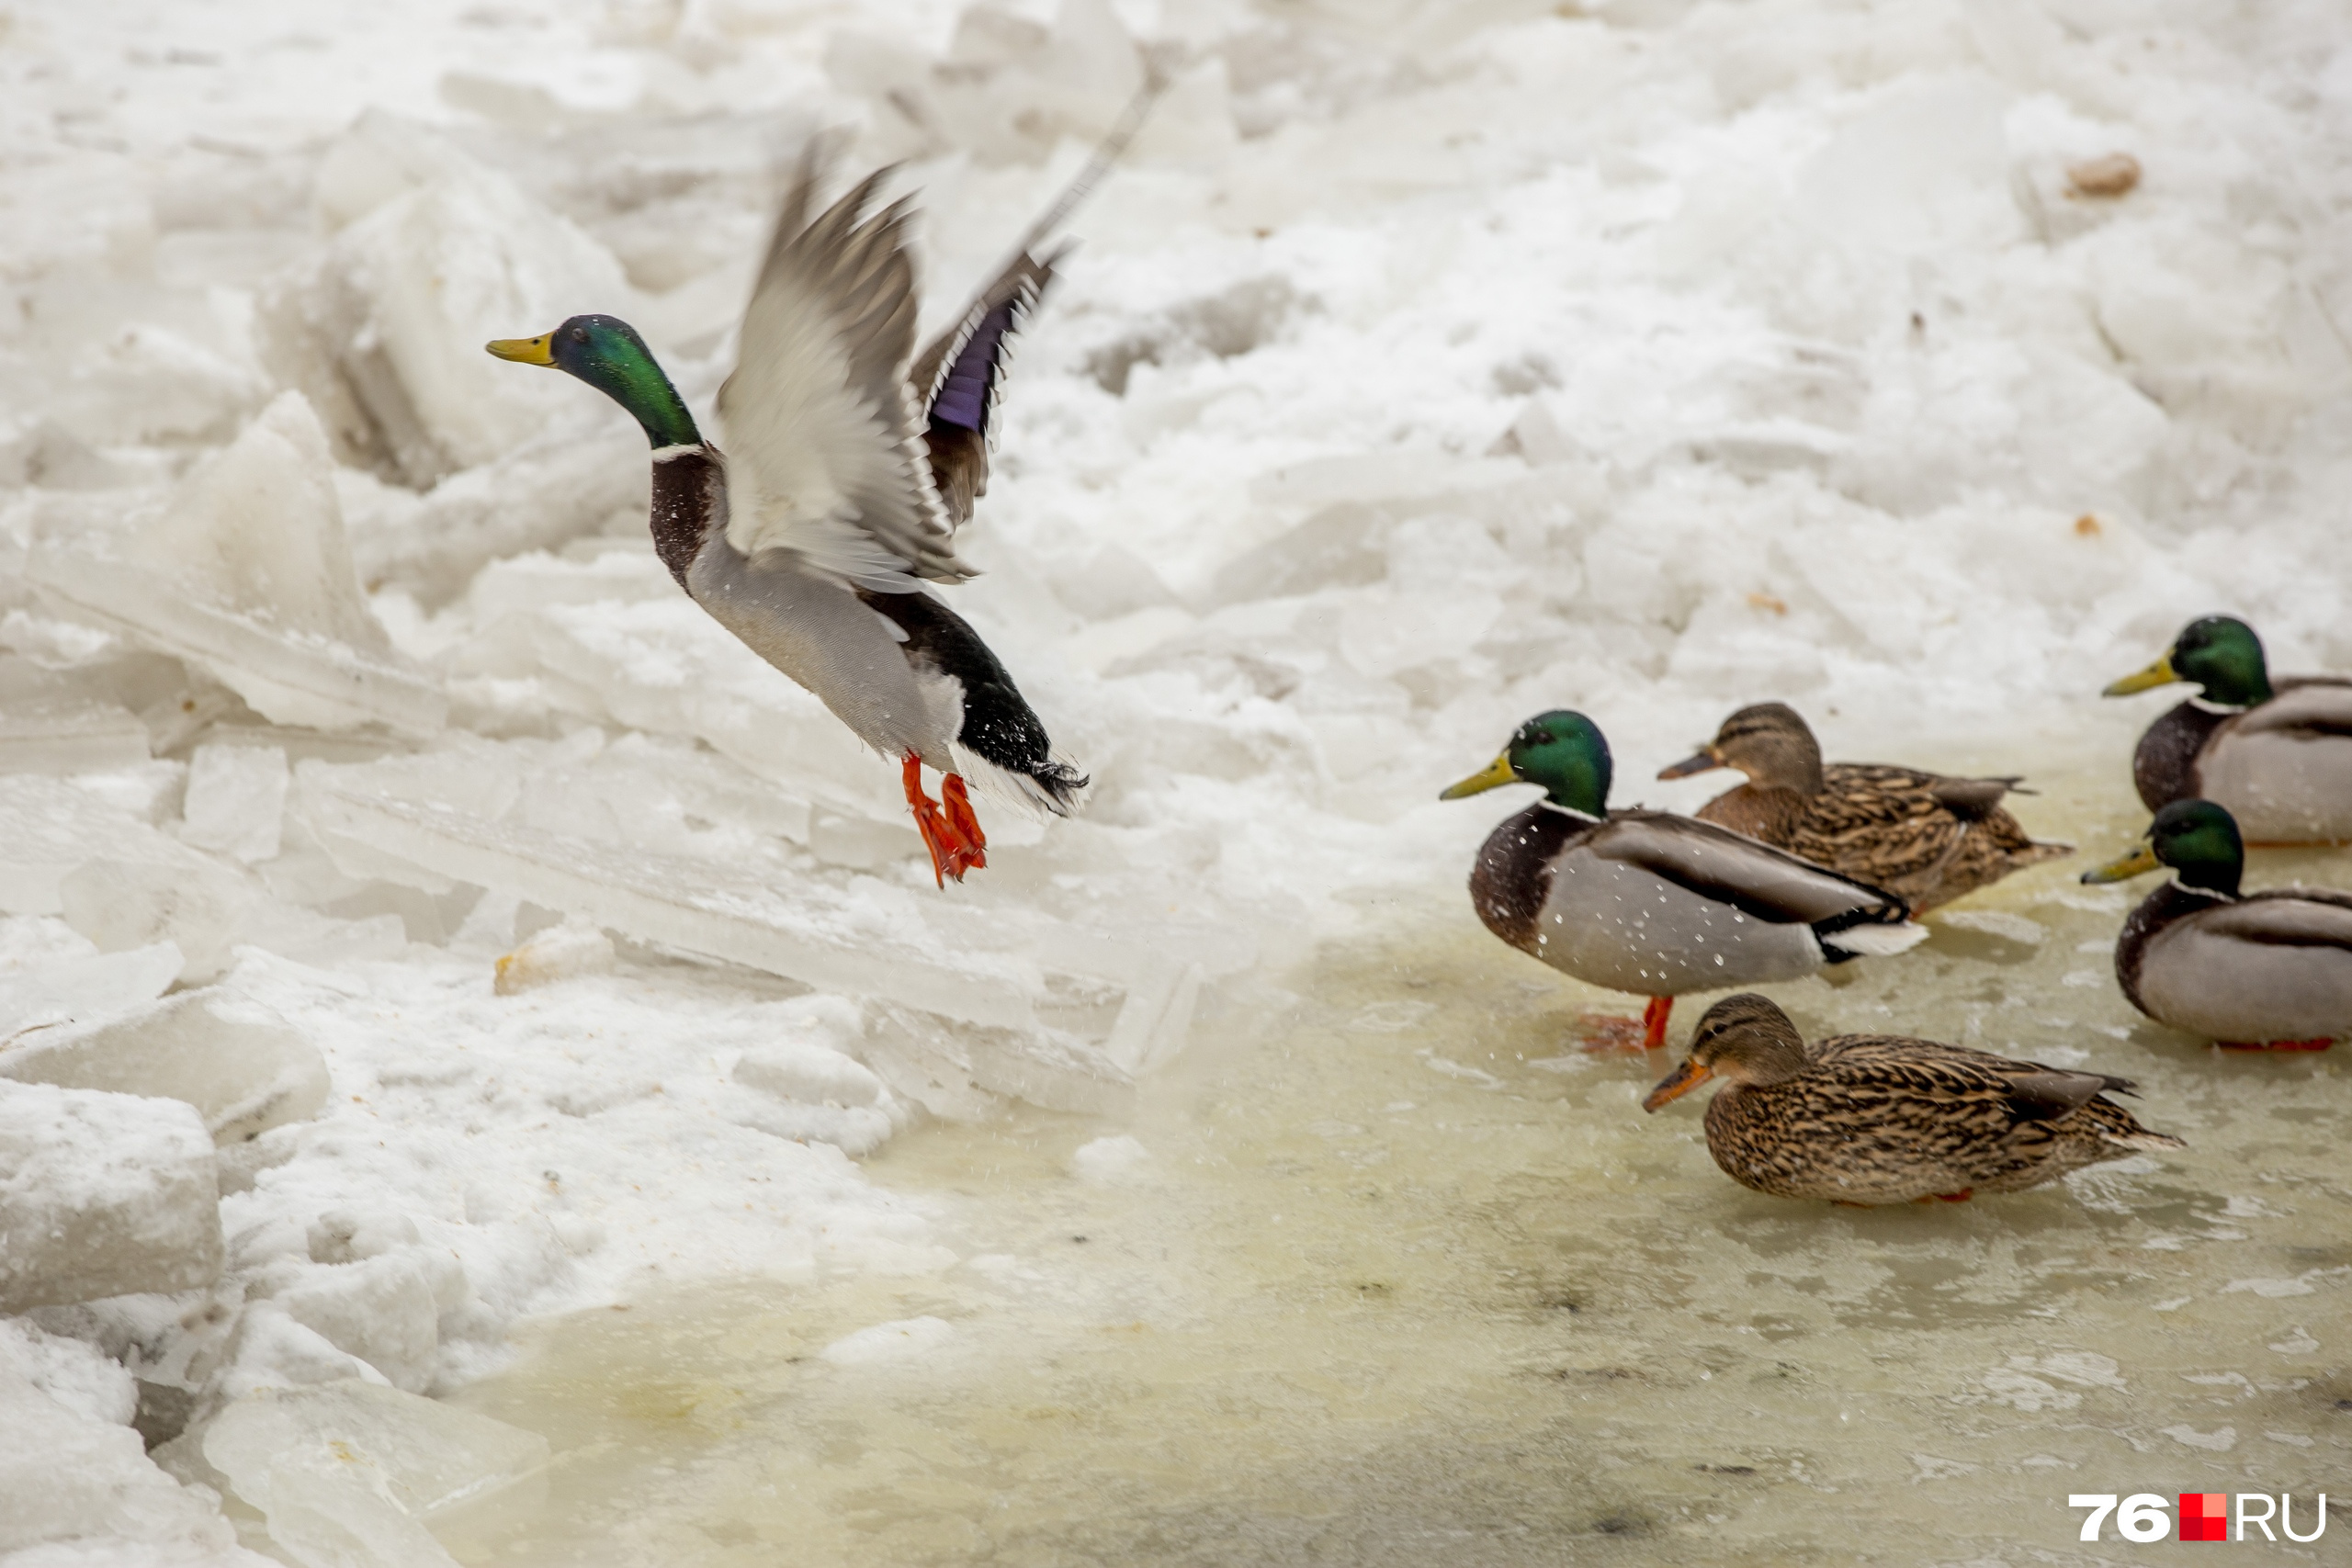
[2178,1492,2228,1541]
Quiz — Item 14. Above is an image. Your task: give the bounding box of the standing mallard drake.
[1642,993,2184,1204]
[488,153,1084,886]
[1441,711,1927,1051]
[1657,703,2071,914]
[2104,615,2352,845]
[2082,799,2352,1050]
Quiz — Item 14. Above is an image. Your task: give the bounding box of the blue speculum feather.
[930,301,1019,433]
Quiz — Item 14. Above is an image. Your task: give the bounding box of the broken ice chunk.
[59,856,265,986]
[0,935,182,1038]
[731,1044,899,1156]
[302,780,1038,1029]
[861,1002,1134,1119]
[0,657,151,774]
[732,1043,886,1109]
[448,549,897,820]
[354,434,650,608]
[27,393,446,738]
[0,773,198,917]
[179,745,289,863]
[0,987,330,1145]
[272,1249,459,1394]
[201,1382,548,1568]
[259,111,638,489]
[1,1317,139,1427]
[0,1330,239,1558]
[492,920,614,995]
[0,1080,223,1313]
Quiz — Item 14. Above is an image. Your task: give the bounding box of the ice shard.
[0,988,331,1146]
[25,393,446,737]
[0,1080,224,1312]
[201,1382,548,1568]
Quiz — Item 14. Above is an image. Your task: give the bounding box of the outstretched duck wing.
[910,249,1058,528]
[1591,811,1911,928]
[718,154,971,591]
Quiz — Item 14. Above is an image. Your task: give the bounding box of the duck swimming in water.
[489,152,1085,885]
[1657,702,2071,914]
[1442,711,1927,1051]
[2082,798,2352,1050]
[1641,994,2184,1204]
[2104,615,2352,846]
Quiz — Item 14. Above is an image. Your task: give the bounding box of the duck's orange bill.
[1642,1059,1713,1112]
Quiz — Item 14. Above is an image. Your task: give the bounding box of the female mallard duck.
[2081,798,2352,1050]
[2104,615,2352,844]
[1641,993,2184,1203]
[1656,702,2071,914]
[1441,711,1927,1051]
[487,152,1084,886]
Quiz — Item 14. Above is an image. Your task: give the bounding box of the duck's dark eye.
[570,325,589,344]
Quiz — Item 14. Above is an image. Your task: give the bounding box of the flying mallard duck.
[1657,702,2072,914]
[2104,615,2352,845]
[1641,993,2184,1203]
[487,153,1089,885]
[2081,798,2352,1050]
[1441,711,1928,1051]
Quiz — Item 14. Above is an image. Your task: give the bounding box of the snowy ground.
[1,0,2348,1562]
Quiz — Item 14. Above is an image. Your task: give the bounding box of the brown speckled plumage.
[1649,995,2183,1205]
[1672,705,2071,914]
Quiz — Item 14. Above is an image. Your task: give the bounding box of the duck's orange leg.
[902,756,987,887]
[1641,996,1673,1051]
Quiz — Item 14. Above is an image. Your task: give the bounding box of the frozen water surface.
[447,776,2350,1567]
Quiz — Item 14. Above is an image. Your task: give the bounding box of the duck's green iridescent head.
[2104,615,2271,706]
[1441,710,1611,817]
[487,314,700,449]
[2082,798,2245,897]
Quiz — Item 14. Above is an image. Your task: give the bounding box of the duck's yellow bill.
[1657,747,1723,781]
[2081,842,2160,884]
[1643,1059,1713,1112]
[2102,654,2178,697]
[486,334,556,366]
[1440,753,1517,800]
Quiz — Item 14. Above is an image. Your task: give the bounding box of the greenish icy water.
[447,769,2349,1565]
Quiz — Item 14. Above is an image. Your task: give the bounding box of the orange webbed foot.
[902,757,987,887]
[940,773,987,879]
[1574,1007,1658,1054]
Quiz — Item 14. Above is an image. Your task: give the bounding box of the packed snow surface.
[1,0,2348,1562]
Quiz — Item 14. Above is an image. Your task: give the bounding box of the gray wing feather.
[2202,892,2352,950]
[717,156,973,591]
[1592,811,1908,925]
